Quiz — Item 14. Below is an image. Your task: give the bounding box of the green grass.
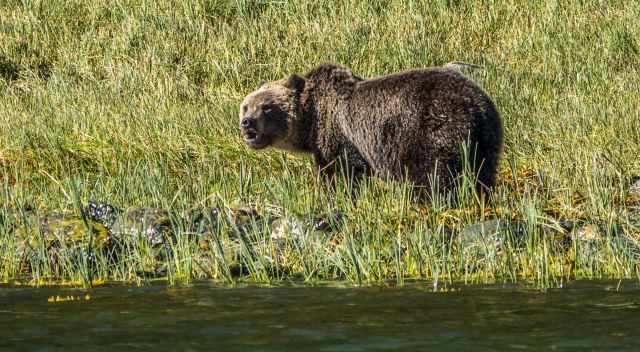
[0,0,639,288]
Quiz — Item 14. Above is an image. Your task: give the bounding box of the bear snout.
[240,117,257,130]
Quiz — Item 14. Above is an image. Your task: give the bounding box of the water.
[1,280,639,351]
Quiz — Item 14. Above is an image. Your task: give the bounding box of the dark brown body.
[239,63,503,193]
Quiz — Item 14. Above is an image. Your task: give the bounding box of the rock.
[313,212,344,232]
[186,207,224,250]
[557,219,576,232]
[186,203,268,251]
[569,223,627,243]
[571,224,602,242]
[85,201,176,247]
[457,219,527,258]
[458,219,526,245]
[135,265,168,279]
[267,212,342,269]
[109,207,175,247]
[270,215,306,242]
[565,222,638,259]
[270,211,343,242]
[9,211,114,272]
[11,212,112,248]
[85,200,121,228]
[568,223,604,259]
[187,207,223,233]
[227,203,262,232]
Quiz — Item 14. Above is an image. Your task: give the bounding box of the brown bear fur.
[239,63,503,193]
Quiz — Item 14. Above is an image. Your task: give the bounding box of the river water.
[1,280,639,351]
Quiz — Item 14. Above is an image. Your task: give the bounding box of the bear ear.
[284,74,306,92]
[331,67,358,96]
[331,67,356,84]
[257,80,267,89]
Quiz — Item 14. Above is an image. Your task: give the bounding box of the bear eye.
[262,104,277,113]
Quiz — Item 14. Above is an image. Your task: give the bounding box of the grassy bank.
[1,0,639,288]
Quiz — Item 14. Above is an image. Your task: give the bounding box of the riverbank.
[1,1,639,287]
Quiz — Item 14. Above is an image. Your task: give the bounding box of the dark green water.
[1,280,639,351]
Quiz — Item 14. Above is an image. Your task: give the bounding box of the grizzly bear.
[239,63,503,194]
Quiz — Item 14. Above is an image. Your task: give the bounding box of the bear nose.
[241,117,256,129]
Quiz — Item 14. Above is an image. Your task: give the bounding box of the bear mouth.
[243,130,270,149]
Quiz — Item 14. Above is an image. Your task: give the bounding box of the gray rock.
[457,219,527,258]
[270,215,307,242]
[85,200,121,228]
[270,212,343,243]
[109,207,174,247]
[313,212,344,232]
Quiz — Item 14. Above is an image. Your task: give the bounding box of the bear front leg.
[313,152,368,198]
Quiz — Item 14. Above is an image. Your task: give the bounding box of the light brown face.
[239,84,291,150]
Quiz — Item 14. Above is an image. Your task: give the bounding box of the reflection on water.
[1,281,640,351]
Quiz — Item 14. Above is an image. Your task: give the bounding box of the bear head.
[238,74,306,151]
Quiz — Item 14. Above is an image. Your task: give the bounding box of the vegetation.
[0,0,639,288]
